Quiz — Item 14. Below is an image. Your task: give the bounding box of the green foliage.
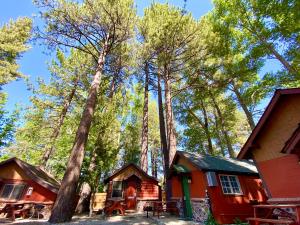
[212,0,299,79]
[0,94,19,149]
[0,17,32,86]
[233,217,247,225]
[205,211,219,225]
[3,49,93,176]
[1,0,298,200]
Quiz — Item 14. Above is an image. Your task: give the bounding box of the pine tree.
[35,0,136,222]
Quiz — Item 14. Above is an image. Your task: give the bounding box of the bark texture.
[231,82,255,130]
[49,48,107,223]
[41,76,79,168]
[140,62,149,172]
[75,76,117,215]
[209,93,235,158]
[213,110,226,157]
[164,77,177,165]
[151,145,158,178]
[157,76,171,200]
[75,182,91,214]
[187,105,214,155]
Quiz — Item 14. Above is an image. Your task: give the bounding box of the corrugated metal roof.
[177,151,258,175]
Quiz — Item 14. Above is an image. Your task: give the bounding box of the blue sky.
[1,0,281,114]
[1,0,213,113]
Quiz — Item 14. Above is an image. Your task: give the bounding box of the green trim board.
[173,164,190,173]
[181,175,193,220]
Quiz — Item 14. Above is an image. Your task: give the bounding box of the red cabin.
[104,163,161,212]
[238,88,300,203]
[238,88,300,221]
[169,151,267,224]
[0,157,59,204]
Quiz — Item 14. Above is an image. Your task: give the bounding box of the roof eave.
[104,163,159,184]
[238,88,300,159]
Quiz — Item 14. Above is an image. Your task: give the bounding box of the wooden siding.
[208,174,267,224]
[106,164,160,201]
[252,95,300,162]
[170,157,267,224]
[257,154,300,199]
[92,193,107,211]
[111,166,149,182]
[0,161,56,203]
[0,162,30,180]
[0,179,56,203]
[138,181,159,199]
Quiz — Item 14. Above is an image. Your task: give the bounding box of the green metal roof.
[176,151,258,175]
[173,164,190,173]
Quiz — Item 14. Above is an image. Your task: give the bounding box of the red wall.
[257,154,300,199]
[171,170,206,199]
[208,174,267,224]
[107,179,159,200]
[0,179,57,203]
[138,180,159,199]
[170,169,267,224]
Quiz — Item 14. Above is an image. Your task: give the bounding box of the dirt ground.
[0,214,158,225]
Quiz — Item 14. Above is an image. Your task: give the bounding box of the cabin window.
[111,181,123,198]
[219,175,242,195]
[0,184,26,200]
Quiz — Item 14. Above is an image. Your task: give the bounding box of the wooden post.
[296,206,300,223]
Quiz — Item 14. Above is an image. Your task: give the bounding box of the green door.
[182,176,193,220]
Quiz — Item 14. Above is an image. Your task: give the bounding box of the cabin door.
[125,177,138,210]
[181,176,193,219]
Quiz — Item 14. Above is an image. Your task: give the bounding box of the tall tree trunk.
[151,144,158,178]
[209,92,235,158]
[199,99,214,154]
[49,46,108,223]
[76,77,117,214]
[75,182,91,214]
[240,3,297,74]
[264,41,297,74]
[213,110,226,157]
[89,172,101,217]
[75,148,97,214]
[41,76,79,168]
[187,106,214,155]
[108,76,116,99]
[164,75,177,164]
[231,82,255,130]
[140,62,149,172]
[157,75,170,200]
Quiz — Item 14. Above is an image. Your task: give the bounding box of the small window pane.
[112,181,123,198]
[10,185,25,200]
[220,175,242,194]
[0,184,25,200]
[1,184,13,199]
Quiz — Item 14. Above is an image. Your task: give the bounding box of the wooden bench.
[248,204,300,225]
[166,201,179,215]
[152,201,179,218]
[247,217,295,224]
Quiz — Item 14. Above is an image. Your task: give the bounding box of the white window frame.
[0,183,26,200]
[111,181,123,198]
[219,175,243,195]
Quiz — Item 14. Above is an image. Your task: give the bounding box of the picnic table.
[247,204,300,225]
[104,199,126,216]
[0,200,53,221]
[144,201,178,218]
